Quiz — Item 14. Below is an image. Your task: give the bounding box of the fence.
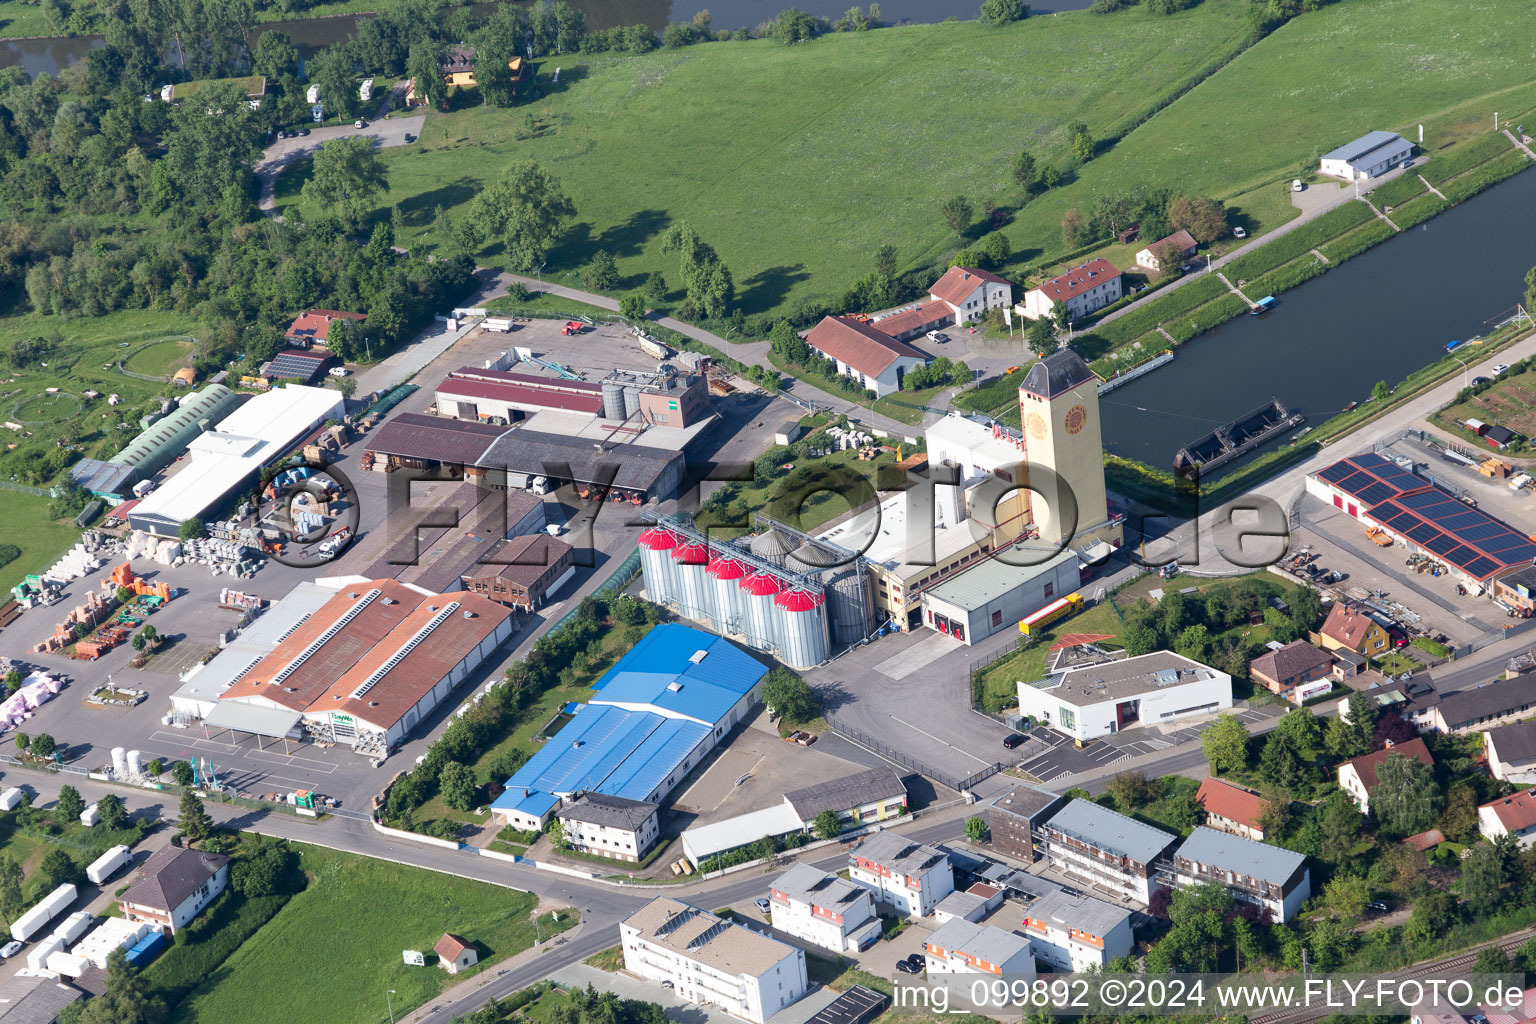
[0,480,48,497]
[543,549,641,637]
[825,714,1003,793]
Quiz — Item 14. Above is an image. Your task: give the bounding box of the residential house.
[620,897,808,1024]
[923,919,1034,976]
[1017,259,1123,322]
[409,45,526,103]
[847,831,955,919]
[1134,229,1198,272]
[285,309,366,350]
[1169,826,1311,923]
[1022,889,1134,971]
[1195,777,1272,842]
[928,266,1013,325]
[1478,789,1536,848]
[1331,649,1367,681]
[1318,131,1414,180]
[1432,676,1536,733]
[1486,721,1536,785]
[804,316,931,398]
[1248,640,1334,700]
[1034,798,1177,904]
[1336,737,1434,815]
[555,793,661,864]
[782,767,908,831]
[1316,602,1391,657]
[117,846,230,935]
[435,933,478,974]
[768,864,881,953]
[987,783,1067,862]
[1342,675,1441,733]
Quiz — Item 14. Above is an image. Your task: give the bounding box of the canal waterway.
[1099,163,1536,474]
[1,0,1095,78]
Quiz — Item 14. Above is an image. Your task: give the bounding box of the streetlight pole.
[536,262,546,293]
[1450,353,1471,387]
[386,989,396,1024]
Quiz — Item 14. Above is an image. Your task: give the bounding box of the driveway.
[256,114,426,213]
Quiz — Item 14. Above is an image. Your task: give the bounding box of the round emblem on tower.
[1064,404,1088,435]
[1026,412,1048,440]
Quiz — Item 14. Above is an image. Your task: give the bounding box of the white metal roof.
[202,700,303,739]
[680,802,803,862]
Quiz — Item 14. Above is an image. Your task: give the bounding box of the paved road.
[255,115,425,214]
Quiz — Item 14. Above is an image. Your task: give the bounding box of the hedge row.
[145,891,292,1010]
[1387,191,1449,230]
[1440,150,1532,202]
[1318,219,1395,264]
[1225,202,1375,283]
[1421,133,1518,184]
[1163,292,1248,343]
[1366,173,1426,208]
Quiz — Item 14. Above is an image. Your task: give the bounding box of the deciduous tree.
[465,161,576,272]
[439,761,478,811]
[813,810,841,840]
[978,0,1029,25]
[941,195,974,236]
[1026,317,1056,358]
[1372,752,1442,836]
[1200,712,1250,774]
[301,136,389,230]
[98,793,127,830]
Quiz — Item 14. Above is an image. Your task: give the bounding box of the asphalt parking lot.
[1014,705,1280,785]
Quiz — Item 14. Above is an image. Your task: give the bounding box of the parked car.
[1367,901,1389,913]
[1292,179,1305,192]
[354,119,368,129]
[661,980,674,989]
[903,954,926,969]
[1002,733,1023,749]
[0,941,21,959]
[404,133,415,143]
[1159,562,1180,579]
[895,959,922,975]
[298,127,309,136]
[1472,376,1490,385]
[1493,363,1510,376]
[754,898,772,914]
[1233,226,1247,239]
[328,366,350,377]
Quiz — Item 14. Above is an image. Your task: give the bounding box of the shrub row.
[1318,219,1395,264]
[1366,173,1426,208]
[1162,292,1248,343]
[1224,201,1374,282]
[1421,133,1518,184]
[1389,192,1450,230]
[1439,150,1532,202]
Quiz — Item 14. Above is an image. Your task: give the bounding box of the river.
[1098,164,1536,474]
[0,0,1094,78]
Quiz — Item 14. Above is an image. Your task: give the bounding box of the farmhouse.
[1134,229,1198,272]
[1319,131,1414,180]
[1015,650,1233,743]
[804,316,931,398]
[1017,259,1123,322]
[1337,737,1434,814]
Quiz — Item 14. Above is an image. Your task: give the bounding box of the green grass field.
[0,496,88,594]
[123,338,195,377]
[374,4,1257,312]
[168,843,575,1024]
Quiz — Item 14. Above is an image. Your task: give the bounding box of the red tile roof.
[805,316,929,378]
[1146,229,1197,255]
[1402,828,1444,851]
[1249,640,1333,687]
[1031,259,1121,304]
[1321,603,1384,650]
[434,933,473,960]
[1341,737,1434,790]
[871,301,952,338]
[1481,790,1536,834]
[286,309,366,343]
[929,266,1010,306]
[1196,777,1270,830]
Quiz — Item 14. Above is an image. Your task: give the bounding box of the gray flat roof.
[1032,649,1225,707]
[1026,888,1132,937]
[1322,130,1407,163]
[203,701,303,739]
[1173,826,1306,885]
[784,767,906,821]
[925,918,1030,965]
[1041,798,1177,865]
[772,863,871,910]
[990,783,1066,823]
[924,547,1077,610]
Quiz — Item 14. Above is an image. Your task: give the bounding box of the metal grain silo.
[637,526,681,606]
[706,552,748,636]
[739,570,784,654]
[750,528,796,567]
[823,563,877,645]
[623,385,641,419]
[601,380,626,420]
[774,588,829,669]
[671,540,709,621]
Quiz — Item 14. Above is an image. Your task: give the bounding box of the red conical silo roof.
[774,588,825,611]
[672,541,708,564]
[739,571,785,596]
[638,527,681,551]
[706,555,748,580]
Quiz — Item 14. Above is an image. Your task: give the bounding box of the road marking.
[246,750,339,773]
[886,715,988,767]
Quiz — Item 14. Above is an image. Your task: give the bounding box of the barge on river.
[1173,398,1304,479]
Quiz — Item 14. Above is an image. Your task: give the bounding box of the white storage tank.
[111,747,128,778]
[86,846,132,885]
[705,552,748,635]
[26,934,66,972]
[671,540,710,621]
[11,883,77,942]
[739,571,784,654]
[637,526,681,607]
[0,787,22,811]
[49,911,94,946]
[126,750,143,778]
[774,588,830,669]
[80,803,100,827]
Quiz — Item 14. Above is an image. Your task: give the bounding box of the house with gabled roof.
[1337,737,1434,814]
[1196,777,1272,841]
[1018,259,1123,322]
[804,316,931,397]
[928,266,1013,324]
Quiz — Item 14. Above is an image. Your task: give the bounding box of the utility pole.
[386,989,396,1024]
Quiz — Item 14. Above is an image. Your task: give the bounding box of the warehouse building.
[491,624,767,830]
[434,366,606,421]
[1306,453,1536,588]
[460,534,575,610]
[621,898,808,1024]
[783,767,907,830]
[920,547,1081,646]
[129,385,344,536]
[210,578,514,757]
[72,383,242,498]
[1318,130,1413,180]
[1016,650,1233,742]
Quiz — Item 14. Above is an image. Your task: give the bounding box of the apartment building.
[555,793,660,864]
[1169,827,1312,923]
[923,919,1034,976]
[620,897,808,1024]
[768,864,882,954]
[1022,889,1134,971]
[1035,798,1177,904]
[847,831,955,919]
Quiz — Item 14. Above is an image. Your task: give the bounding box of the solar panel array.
[1316,452,1536,581]
[266,350,328,381]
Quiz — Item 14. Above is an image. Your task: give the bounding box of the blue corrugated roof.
[591,623,766,725]
[598,717,711,803]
